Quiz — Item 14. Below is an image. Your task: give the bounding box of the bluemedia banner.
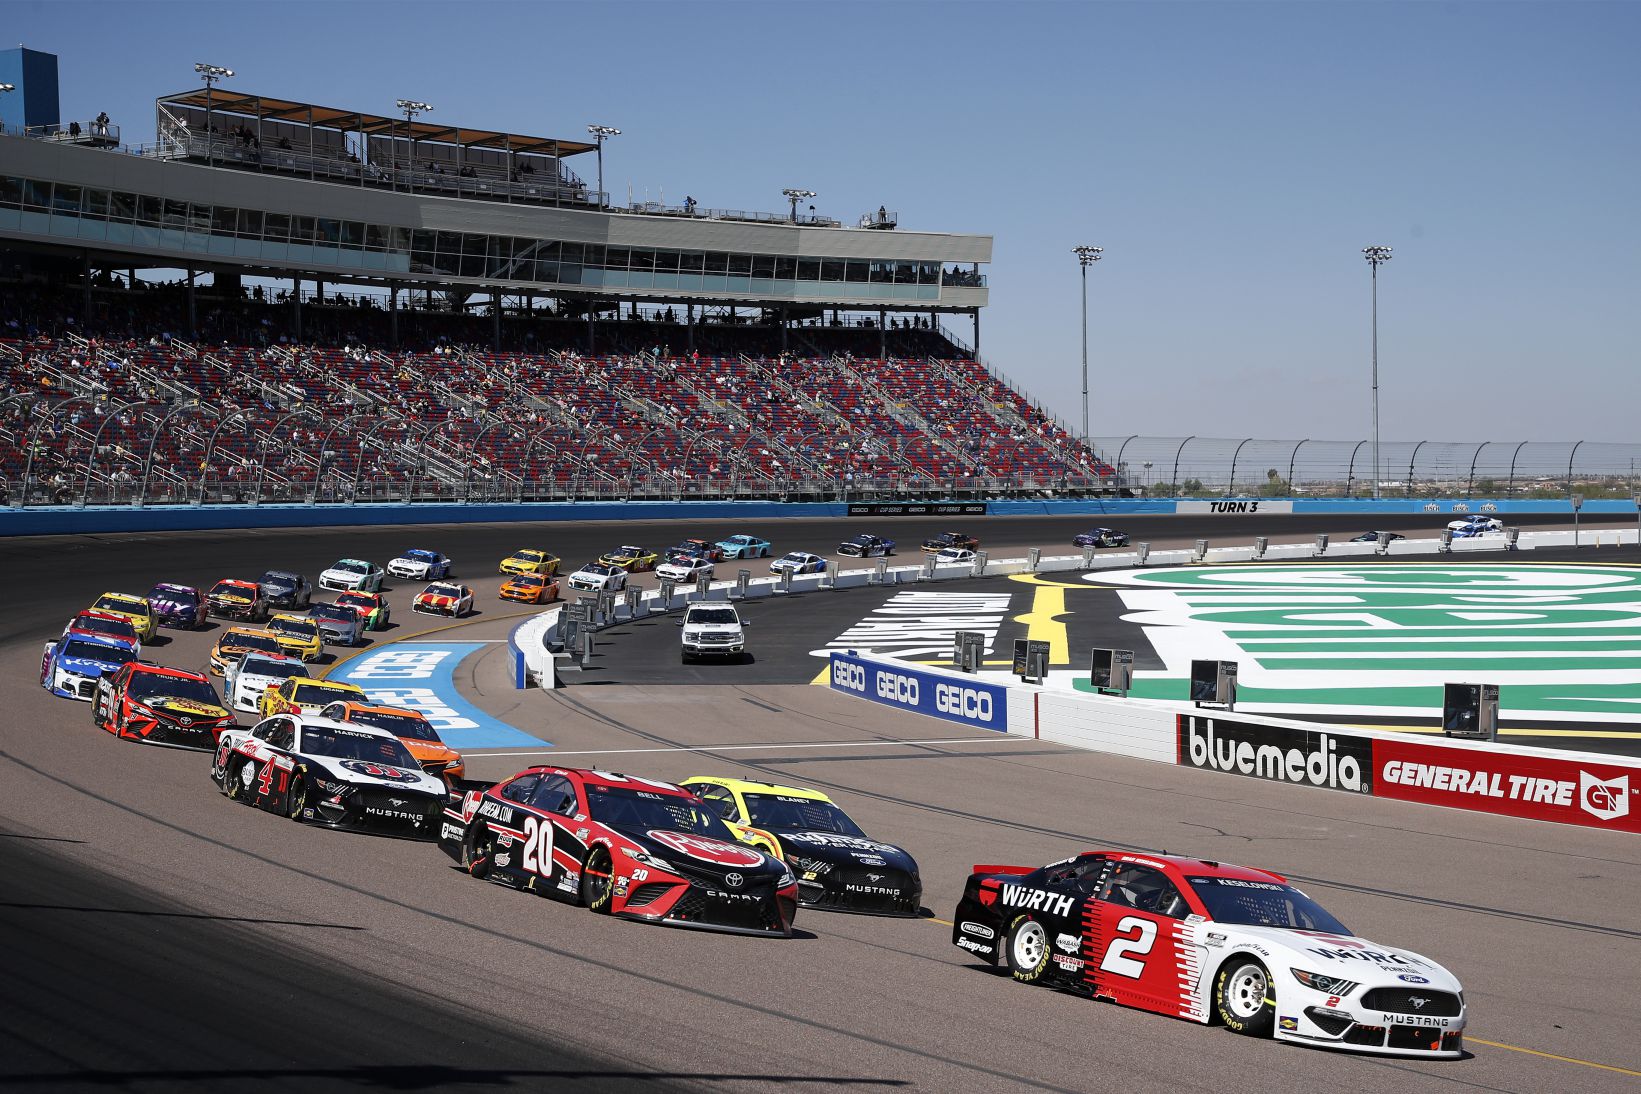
[828,651,1008,731]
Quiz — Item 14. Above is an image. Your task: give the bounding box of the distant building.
[0,47,61,132]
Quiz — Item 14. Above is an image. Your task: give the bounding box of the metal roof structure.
[155,88,597,157]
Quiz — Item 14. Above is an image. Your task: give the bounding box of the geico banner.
[1174,500,1294,515]
[1176,714,1372,794]
[828,652,1007,731]
[1375,737,1640,833]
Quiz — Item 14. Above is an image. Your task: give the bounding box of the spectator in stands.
[68,121,81,138]
[94,111,110,136]
[684,195,697,214]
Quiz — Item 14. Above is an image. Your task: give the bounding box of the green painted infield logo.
[1084,563,1641,721]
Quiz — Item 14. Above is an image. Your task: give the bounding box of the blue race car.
[1073,528,1130,548]
[388,548,453,580]
[715,534,773,559]
[1447,516,1504,538]
[41,631,139,701]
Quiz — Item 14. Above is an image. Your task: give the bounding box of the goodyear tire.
[286,771,309,820]
[1216,958,1276,1036]
[580,847,615,913]
[462,822,494,879]
[224,757,252,803]
[1005,915,1050,983]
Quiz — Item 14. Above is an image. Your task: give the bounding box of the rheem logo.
[831,661,866,692]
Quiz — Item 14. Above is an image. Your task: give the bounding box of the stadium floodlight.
[1363,245,1393,499]
[193,63,235,167]
[1072,246,1103,449]
[397,100,434,195]
[783,188,817,223]
[587,124,621,209]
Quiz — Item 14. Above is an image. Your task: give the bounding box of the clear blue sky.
[9,1,1639,443]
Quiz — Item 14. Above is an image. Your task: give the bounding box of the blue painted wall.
[0,496,1633,537]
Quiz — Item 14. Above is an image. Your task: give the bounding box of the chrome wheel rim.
[1227,965,1269,1018]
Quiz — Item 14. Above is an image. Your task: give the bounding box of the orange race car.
[498,572,560,605]
[319,701,466,787]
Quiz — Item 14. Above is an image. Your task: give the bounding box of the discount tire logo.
[1179,715,1372,793]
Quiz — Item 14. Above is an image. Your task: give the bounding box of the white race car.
[952,851,1466,1059]
[319,558,386,592]
[1446,516,1503,537]
[224,651,310,713]
[387,548,453,580]
[656,554,715,582]
[770,551,827,575]
[565,562,628,593]
[934,547,977,565]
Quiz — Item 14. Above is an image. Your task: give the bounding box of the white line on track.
[467,736,1038,758]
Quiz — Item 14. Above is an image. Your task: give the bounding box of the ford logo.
[723,873,743,888]
[1398,974,1430,984]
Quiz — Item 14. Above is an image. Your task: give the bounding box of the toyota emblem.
[178,716,193,727]
[723,872,743,888]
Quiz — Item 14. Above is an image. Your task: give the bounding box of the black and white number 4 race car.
[952,850,1466,1058]
[211,714,449,838]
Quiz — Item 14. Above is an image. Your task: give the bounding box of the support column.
[492,289,502,350]
[186,269,196,338]
[587,312,596,355]
[81,252,92,323]
[292,277,302,340]
[972,308,980,355]
[878,309,887,359]
[686,303,695,353]
[389,281,399,349]
[780,309,788,353]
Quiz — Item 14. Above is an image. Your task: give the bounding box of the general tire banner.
[1176,714,1373,794]
[828,651,1007,731]
[844,503,988,516]
[1374,737,1640,832]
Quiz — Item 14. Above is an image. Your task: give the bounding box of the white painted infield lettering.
[468,736,1037,759]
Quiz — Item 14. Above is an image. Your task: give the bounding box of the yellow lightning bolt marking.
[1007,573,1070,666]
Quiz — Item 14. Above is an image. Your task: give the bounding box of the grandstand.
[0,65,1114,505]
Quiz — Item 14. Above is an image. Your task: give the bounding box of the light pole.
[396,100,433,195]
[1363,245,1392,499]
[783,188,817,224]
[1072,245,1103,448]
[587,124,620,208]
[193,63,234,166]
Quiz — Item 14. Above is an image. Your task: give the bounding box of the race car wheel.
[462,823,495,879]
[225,758,252,803]
[1006,916,1050,983]
[580,847,615,913]
[1215,958,1276,1036]
[285,772,309,819]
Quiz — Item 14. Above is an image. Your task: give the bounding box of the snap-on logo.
[934,683,994,723]
[874,671,919,705]
[831,661,866,692]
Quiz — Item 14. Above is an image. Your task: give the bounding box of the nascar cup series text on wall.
[1179,715,1371,793]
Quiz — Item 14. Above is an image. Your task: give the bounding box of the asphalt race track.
[3,512,1639,1093]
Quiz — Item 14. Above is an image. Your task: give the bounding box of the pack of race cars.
[32,529,1469,1060]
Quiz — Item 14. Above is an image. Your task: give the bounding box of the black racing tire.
[224,757,252,803]
[1005,915,1051,983]
[580,847,615,913]
[285,771,309,819]
[1215,957,1276,1036]
[462,822,494,879]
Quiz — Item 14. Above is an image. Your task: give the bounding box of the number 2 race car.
[440,767,799,936]
[93,662,236,749]
[951,851,1465,1058]
[213,714,448,838]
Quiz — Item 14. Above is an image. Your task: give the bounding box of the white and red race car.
[952,850,1465,1058]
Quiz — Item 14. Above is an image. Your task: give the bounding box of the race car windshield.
[260,573,298,589]
[127,674,220,705]
[300,727,418,767]
[425,584,462,598]
[581,564,616,576]
[405,550,440,562]
[241,656,307,680]
[779,553,811,563]
[228,632,282,652]
[586,785,737,839]
[347,709,440,741]
[272,618,318,637]
[74,617,136,639]
[211,581,252,597]
[149,586,198,605]
[94,595,139,611]
[292,683,354,706]
[514,551,544,561]
[741,794,867,836]
[335,561,369,574]
[510,575,545,587]
[1187,876,1351,934]
[310,605,354,624]
[61,639,134,665]
[687,608,740,625]
[337,594,375,608]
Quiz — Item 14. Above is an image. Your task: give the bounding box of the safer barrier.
[827,649,1641,834]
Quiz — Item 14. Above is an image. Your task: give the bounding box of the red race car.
[439,766,798,936]
[93,662,236,750]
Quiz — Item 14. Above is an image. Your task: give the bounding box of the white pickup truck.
[678,603,749,663]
